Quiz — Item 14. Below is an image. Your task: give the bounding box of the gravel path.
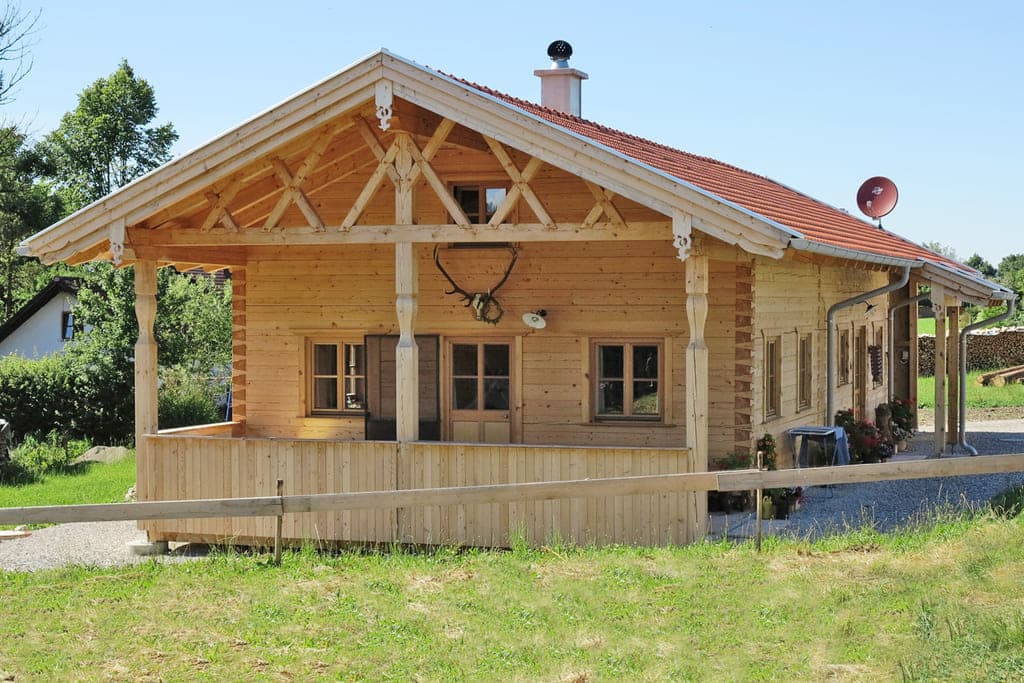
[772,418,1024,539]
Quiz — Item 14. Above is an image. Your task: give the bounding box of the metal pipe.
[826,266,911,425]
[887,293,928,401]
[959,296,1017,454]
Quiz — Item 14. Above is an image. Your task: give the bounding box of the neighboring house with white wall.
[0,278,80,359]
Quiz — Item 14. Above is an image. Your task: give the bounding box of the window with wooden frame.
[451,184,509,224]
[838,329,851,386]
[592,341,662,421]
[307,340,366,415]
[765,336,781,420]
[61,311,74,341]
[797,333,812,411]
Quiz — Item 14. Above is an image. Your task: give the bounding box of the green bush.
[0,432,92,485]
[158,365,225,429]
[0,354,76,441]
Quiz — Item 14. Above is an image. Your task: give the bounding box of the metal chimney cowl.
[534,40,588,117]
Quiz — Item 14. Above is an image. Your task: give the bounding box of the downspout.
[826,265,911,425]
[888,292,928,401]
[960,296,1016,454]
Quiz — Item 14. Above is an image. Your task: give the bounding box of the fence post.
[274,479,284,565]
[755,450,764,552]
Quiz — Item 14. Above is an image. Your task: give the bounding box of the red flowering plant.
[888,398,916,442]
[834,409,888,463]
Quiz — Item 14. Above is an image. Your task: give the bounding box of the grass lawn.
[918,317,936,335]
[2,509,1024,680]
[0,456,136,510]
[918,371,1024,408]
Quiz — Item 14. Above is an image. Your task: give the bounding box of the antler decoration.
[433,245,518,325]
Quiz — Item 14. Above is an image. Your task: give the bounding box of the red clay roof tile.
[462,78,977,277]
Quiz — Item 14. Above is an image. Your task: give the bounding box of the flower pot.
[897,439,908,452]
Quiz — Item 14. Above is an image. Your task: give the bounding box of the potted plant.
[709,451,753,512]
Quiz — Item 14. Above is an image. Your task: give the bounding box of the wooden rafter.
[344,116,471,229]
[341,136,401,231]
[482,137,555,229]
[200,180,243,232]
[262,125,342,232]
[582,181,626,229]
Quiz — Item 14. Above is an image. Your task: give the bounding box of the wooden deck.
[138,432,698,548]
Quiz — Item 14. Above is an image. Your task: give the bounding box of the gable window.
[593,341,662,420]
[452,185,507,224]
[798,333,812,411]
[309,341,366,414]
[838,329,851,386]
[61,311,74,341]
[765,336,781,420]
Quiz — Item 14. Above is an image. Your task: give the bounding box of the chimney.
[534,40,588,116]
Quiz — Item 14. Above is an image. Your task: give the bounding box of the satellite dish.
[857,176,899,225]
[522,310,547,329]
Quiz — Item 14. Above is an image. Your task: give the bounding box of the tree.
[0,3,38,105]
[965,253,996,278]
[37,59,178,211]
[921,241,960,262]
[0,127,63,318]
[996,253,1024,301]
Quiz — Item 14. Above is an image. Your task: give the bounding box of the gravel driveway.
[4,419,1024,570]
[715,418,1024,541]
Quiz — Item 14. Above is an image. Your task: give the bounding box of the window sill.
[307,411,367,419]
[586,420,676,428]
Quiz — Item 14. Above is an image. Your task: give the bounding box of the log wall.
[751,256,892,466]
[241,239,742,463]
[139,436,696,547]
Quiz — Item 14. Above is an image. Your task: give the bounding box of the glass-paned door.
[449,340,512,443]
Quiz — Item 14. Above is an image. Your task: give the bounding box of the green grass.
[2,508,1024,680]
[0,456,136,510]
[918,371,1024,408]
[918,317,936,335]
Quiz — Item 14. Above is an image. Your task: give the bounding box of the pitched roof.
[465,80,975,276]
[0,277,79,343]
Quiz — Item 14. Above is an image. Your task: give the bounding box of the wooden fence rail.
[2,453,1023,527]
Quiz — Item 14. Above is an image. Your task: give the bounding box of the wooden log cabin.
[18,46,1012,548]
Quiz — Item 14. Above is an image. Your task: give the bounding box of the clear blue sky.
[5,0,1021,267]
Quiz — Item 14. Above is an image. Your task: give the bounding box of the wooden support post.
[932,285,946,456]
[393,132,419,443]
[395,243,419,442]
[755,450,764,552]
[908,284,920,429]
[946,298,960,446]
[134,260,158,502]
[274,478,284,565]
[685,237,709,537]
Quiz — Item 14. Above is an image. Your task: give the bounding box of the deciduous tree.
[37,59,177,211]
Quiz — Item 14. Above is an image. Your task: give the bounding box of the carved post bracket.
[109,218,126,266]
[375,80,394,132]
[672,210,693,261]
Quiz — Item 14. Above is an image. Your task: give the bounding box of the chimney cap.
[547,40,573,64]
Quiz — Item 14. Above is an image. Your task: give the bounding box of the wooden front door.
[854,326,867,419]
[448,340,513,443]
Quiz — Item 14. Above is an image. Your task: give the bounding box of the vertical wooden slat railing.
[139,436,695,548]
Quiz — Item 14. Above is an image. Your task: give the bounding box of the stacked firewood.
[918,329,1024,376]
